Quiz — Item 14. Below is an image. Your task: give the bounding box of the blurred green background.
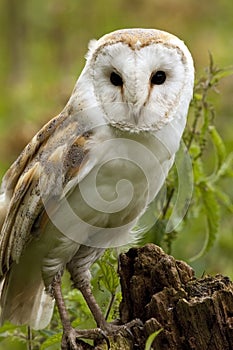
[0,0,232,335]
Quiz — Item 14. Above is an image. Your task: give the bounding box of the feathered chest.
[65,125,178,232]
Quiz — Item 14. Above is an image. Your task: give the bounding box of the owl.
[0,28,194,349]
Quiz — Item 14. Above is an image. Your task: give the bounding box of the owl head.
[68,28,194,134]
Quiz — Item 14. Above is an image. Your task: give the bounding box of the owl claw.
[61,327,79,350]
[62,327,110,350]
[105,318,143,337]
[61,319,142,349]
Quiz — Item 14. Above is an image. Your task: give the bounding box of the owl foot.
[61,326,110,350]
[52,275,142,348]
[96,318,143,348]
[103,318,143,337]
[61,327,79,350]
[61,319,142,349]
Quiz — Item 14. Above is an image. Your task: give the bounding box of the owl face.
[72,29,194,133]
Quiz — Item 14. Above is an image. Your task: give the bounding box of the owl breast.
[64,124,177,245]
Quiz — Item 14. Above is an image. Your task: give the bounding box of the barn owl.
[0,28,194,349]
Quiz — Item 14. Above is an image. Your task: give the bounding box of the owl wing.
[0,111,93,276]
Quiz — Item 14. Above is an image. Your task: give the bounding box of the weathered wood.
[118,243,233,350]
[80,244,233,349]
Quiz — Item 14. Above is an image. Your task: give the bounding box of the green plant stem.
[105,293,116,321]
[162,188,175,219]
[27,327,32,350]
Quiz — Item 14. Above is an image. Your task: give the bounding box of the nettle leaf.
[189,144,201,159]
[202,185,220,251]
[214,187,233,213]
[214,152,233,180]
[0,324,28,344]
[209,125,226,171]
[193,157,205,184]
[211,67,233,83]
[40,332,62,350]
[0,322,19,335]
[97,259,119,294]
[99,263,119,294]
[165,141,193,233]
[193,92,203,101]
[190,183,220,261]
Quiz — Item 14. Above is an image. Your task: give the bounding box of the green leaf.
[212,67,233,81]
[193,157,205,184]
[0,322,19,334]
[215,152,233,179]
[97,260,119,294]
[206,151,233,186]
[213,187,233,213]
[96,250,119,294]
[193,93,203,101]
[145,329,163,350]
[166,141,193,233]
[208,125,226,171]
[190,183,220,261]
[203,186,220,252]
[40,333,62,350]
[189,144,201,159]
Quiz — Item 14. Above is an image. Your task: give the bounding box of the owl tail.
[0,255,54,330]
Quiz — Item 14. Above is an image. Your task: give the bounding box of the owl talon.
[61,327,79,350]
[61,320,142,349]
[110,318,142,334]
[62,327,110,350]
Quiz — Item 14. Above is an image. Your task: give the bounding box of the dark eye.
[151,71,166,85]
[110,72,123,87]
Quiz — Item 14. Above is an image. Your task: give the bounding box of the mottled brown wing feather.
[1,163,41,272]
[0,111,90,276]
[0,113,67,197]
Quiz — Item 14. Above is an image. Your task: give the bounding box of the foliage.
[144,329,163,350]
[142,57,233,261]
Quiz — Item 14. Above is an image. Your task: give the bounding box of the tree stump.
[83,244,233,350]
[118,243,233,350]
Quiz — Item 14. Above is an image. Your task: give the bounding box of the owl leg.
[52,273,109,350]
[78,281,109,329]
[74,276,142,339]
[52,273,77,349]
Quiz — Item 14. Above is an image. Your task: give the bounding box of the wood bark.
[80,244,233,350]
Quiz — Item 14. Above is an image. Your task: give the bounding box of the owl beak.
[128,103,142,125]
[125,86,147,125]
[132,110,140,124]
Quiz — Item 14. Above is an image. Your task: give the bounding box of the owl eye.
[151,71,166,85]
[110,72,123,87]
